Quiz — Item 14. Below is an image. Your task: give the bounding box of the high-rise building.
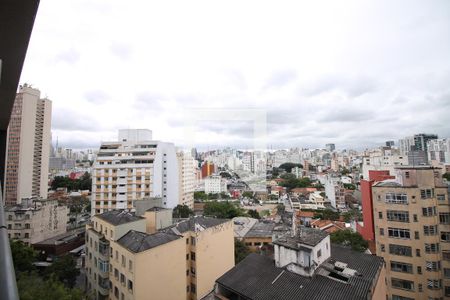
[399,134,438,155]
[386,141,395,147]
[177,151,196,209]
[4,84,52,205]
[91,129,179,215]
[427,138,450,165]
[325,143,336,152]
[372,166,450,300]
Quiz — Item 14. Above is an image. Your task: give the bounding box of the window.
[115,250,118,261]
[389,244,412,256]
[425,243,440,253]
[385,193,408,204]
[440,213,450,224]
[388,228,410,239]
[379,228,384,236]
[186,253,189,260]
[390,261,413,273]
[380,244,385,252]
[414,231,419,239]
[426,261,441,272]
[437,194,446,201]
[418,283,422,292]
[441,232,450,242]
[191,252,196,261]
[405,171,410,178]
[443,251,450,261]
[391,278,414,291]
[121,255,125,267]
[387,210,409,222]
[424,225,438,236]
[127,280,133,293]
[427,279,442,290]
[378,212,383,219]
[191,267,196,276]
[190,283,196,294]
[129,260,133,272]
[186,238,189,244]
[416,249,421,257]
[317,249,322,257]
[186,269,189,276]
[392,295,414,300]
[417,266,422,274]
[413,214,418,222]
[120,273,125,286]
[99,259,109,272]
[191,237,196,246]
[114,268,119,280]
[446,286,450,297]
[422,207,437,217]
[420,189,433,199]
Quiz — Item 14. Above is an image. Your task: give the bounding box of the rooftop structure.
[116,230,181,253]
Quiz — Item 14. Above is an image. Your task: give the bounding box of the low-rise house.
[214,228,386,300]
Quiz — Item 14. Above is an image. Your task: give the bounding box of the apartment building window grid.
[387,210,410,222]
[385,193,408,204]
[388,227,411,239]
[390,261,413,274]
[391,277,414,291]
[389,244,412,257]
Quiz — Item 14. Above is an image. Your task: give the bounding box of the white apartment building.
[427,138,450,165]
[204,175,227,194]
[362,154,408,179]
[4,84,52,205]
[91,129,180,215]
[5,199,68,245]
[324,175,346,210]
[177,151,196,209]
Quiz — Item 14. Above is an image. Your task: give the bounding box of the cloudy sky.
[20,0,450,151]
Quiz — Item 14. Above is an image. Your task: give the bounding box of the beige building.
[177,151,196,209]
[4,84,52,205]
[5,199,68,245]
[85,211,234,300]
[373,166,450,300]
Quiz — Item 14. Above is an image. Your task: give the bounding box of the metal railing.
[0,183,19,300]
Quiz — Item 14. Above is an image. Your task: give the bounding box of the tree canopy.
[314,208,340,221]
[279,176,313,189]
[203,201,246,219]
[443,173,450,181]
[17,273,84,300]
[247,209,261,219]
[45,255,80,288]
[51,172,92,191]
[173,204,194,218]
[278,163,303,173]
[10,240,37,274]
[234,239,251,264]
[330,229,368,252]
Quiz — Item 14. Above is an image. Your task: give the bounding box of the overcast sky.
[20,0,450,151]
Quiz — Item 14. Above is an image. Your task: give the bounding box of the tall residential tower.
[4,84,52,205]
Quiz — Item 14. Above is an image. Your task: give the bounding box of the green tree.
[278,163,303,173]
[45,255,80,288]
[276,203,285,215]
[219,171,232,179]
[194,191,208,201]
[203,201,246,219]
[314,208,340,221]
[343,183,356,190]
[330,229,368,252]
[242,191,253,198]
[234,239,251,263]
[17,272,84,300]
[220,192,231,199]
[247,209,261,219]
[280,173,296,180]
[443,173,450,181]
[173,205,194,218]
[10,240,37,274]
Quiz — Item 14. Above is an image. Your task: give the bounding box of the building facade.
[85,211,234,300]
[178,151,196,209]
[5,199,68,245]
[4,84,52,205]
[204,175,227,194]
[373,166,450,300]
[91,129,180,214]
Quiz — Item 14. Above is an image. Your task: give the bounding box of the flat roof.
[273,227,328,249]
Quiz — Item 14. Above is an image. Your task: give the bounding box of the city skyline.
[19,0,450,150]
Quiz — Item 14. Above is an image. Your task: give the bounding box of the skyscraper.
[4,84,52,205]
[325,143,336,152]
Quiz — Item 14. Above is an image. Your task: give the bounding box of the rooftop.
[163,216,229,234]
[233,217,258,238]
[117,230,181,253]
[245,221,276,238]
[273,227,328,249]
[146,206,170,212]
[216,244,384,300]
[96,210,144,226]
